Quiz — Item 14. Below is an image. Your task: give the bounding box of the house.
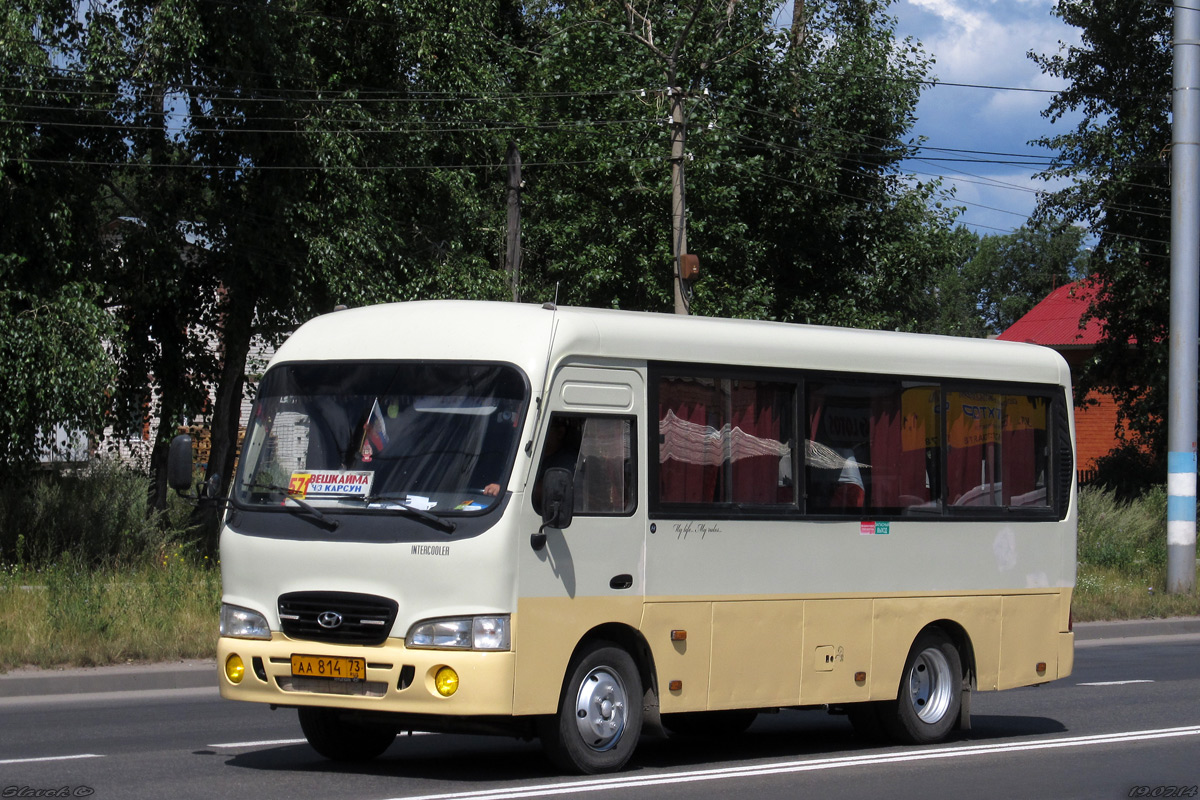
[997,280,1120,485]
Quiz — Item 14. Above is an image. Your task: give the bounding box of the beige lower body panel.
[512,595,644,716]
[519,589,1074,716]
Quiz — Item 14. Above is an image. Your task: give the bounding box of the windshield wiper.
[362,493,457,535]
[244,482,340,532]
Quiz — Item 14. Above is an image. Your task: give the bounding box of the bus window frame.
[648,362,1071,523]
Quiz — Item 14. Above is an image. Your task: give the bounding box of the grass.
[1070,482,1200,623]
[0,546,220,671]
[1072,485,1200,621]
[0,461,219,672]
[0,467,1195,671]
[1074,563,1200,621]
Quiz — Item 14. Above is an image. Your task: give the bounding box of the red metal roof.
[998,280,1105,347]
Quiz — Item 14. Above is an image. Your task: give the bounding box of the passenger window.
[657,376,794,506]
[534,415,635,516]
[806,381,942,514]
[946,392,1050,509]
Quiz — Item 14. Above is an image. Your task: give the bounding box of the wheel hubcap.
[573,667,628,751]
[907,647,954,723]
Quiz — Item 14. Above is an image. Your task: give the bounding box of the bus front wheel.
[540,642,644,774]
[881,627,963,745]
[298,707,397,762]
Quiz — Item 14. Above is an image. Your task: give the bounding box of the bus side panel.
[871,596,1003,696]
[709,601,803,710]
[641,601,713,713]
[999,593,1065,688]
[797,599,874,706]
[511,595,643,716]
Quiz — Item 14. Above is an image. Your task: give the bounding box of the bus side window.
[576,417,636,514]
[805,381,942,515]
[535,416,636,516]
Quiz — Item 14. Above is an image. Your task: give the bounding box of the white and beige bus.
[171,300,1076,774]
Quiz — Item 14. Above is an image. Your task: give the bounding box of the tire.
[298,707,397,762]
[540,642,644,774]
[662,709,758,737]
[880,628,963,745]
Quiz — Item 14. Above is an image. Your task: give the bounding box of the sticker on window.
[288,471,374,498]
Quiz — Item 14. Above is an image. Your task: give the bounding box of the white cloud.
[906,0,987,35]
[893,0,1083,232]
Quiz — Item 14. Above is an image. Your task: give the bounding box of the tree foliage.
[0,1,124,470]
[967,224,1088,336]
[1,0,966,507]
[1031,0,1172,452]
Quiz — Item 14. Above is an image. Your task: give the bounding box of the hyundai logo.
[317,611,344,629]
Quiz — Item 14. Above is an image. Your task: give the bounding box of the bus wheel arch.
[538,624,653,774]
[930,618,977,694]
[879,624,966,745]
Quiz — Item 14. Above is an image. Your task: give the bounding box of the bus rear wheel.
[540,642,644,774]
[880,628,962,745]
[298,707,397,762]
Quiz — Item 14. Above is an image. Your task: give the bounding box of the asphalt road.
[2,624,1199,800]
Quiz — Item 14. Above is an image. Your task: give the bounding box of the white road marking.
[0,753,103,765]
[208,731,433,749]
[383,725,1200,800]
[207,738,308,749]
[1077,679,1155,686]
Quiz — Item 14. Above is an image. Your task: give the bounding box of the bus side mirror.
[167,434,194,493]
[531,468,574,551]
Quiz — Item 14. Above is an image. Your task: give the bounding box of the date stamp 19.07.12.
[1128,788,1198,798]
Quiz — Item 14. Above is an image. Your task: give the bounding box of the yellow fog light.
[434,666,459,697]
[225,654,246,684]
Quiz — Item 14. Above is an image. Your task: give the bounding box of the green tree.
[177,0,526,506]
[897,223,982,338]
[0,1,123,470]
[1031,0,1171,453]
[965,224,1088,336]
[53,1,525,511]
[516,0,958,329]
[4,0,966,508]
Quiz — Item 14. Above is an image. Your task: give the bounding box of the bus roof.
[271,300,1071,388]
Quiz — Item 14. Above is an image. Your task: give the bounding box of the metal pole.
[1168,1,1199,593]
[506,142,522,303]
[669,87,689,315]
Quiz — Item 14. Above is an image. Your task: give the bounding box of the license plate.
[290,654,365,681]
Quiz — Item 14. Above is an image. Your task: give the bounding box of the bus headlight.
[406,615,510,651]
[220,603,271,640]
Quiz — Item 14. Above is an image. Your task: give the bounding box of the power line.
[13,154,669,171]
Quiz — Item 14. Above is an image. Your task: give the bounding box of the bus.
[169,300,1076,774]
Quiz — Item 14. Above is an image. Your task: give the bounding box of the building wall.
[1074,389,1123,483]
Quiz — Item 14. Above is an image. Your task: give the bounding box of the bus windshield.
[234,362,528,515]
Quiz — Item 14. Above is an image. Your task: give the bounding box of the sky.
[888,0,1084,236]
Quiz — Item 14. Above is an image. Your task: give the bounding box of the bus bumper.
[1057,630,1075,678]
[216,634,516,716]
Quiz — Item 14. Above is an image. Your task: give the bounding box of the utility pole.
[1168,1,1199,593]
[505,141,522,303]
[669,87,690,315]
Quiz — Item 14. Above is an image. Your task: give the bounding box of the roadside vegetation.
[0,465,1195,671]
[0,463,219,671]
[1074,485,1200,621]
